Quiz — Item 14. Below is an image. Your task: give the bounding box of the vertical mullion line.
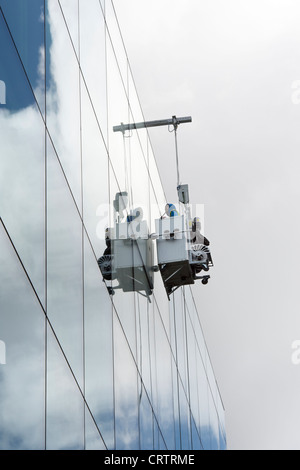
[173,296,182,450]
[127,57,141,450]
[146,301,154,449]
[145,94,154,450]
[147,122,152,242]
[77,0,86,450]
[103,0,116,450]
[136,293,142,450]
[44,0,48,451]
[182,287,193,449]
[194,325,202,448]
[168,298,176,449]
[153,300,160,448]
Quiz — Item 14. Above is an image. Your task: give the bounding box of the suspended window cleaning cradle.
[98,116,213,300]
[98,193,156,302]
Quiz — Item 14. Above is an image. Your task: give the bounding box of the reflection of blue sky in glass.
[0,0,50,111]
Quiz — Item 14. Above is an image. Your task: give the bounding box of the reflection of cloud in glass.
[0,106,45,304]
[0,223,45,450]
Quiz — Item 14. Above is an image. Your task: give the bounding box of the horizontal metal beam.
[113,115,192,133]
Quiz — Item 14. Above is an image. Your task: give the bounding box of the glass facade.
[0,0,226,450]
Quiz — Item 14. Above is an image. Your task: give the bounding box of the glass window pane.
[46,135,84,387]
[81,73,109,251]
[58,0,79,55]
[104,0,128,86]
[79,0,107,138]
[46,324,84,450]
[83,232,115,449]
[139,391,155,450]
[0,222,45,450]
[85,404,107,450]
[151,302,176,450]
[0,9,45,306]
[0,0,45,113]
[46,0,82,209]
[113,312,140,450]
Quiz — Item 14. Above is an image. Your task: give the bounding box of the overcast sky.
[114,0,300,450]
